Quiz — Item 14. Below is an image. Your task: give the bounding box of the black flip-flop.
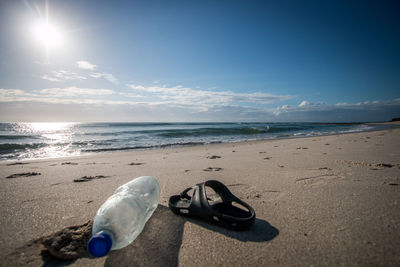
[168,180,255,231]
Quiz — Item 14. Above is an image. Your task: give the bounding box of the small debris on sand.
[6,162,29,166]
[41,220,93,260]
[264,157,272,160]
[203,167,223,172]
[376,163,393,168]
[6,172,41,178]
[207,155,221,159]
[318,167,332,170]
[338,160,396,169]
[73,175,108,182]
[129,162,145,165]
[61,162,78,165]
[296,147,308,150]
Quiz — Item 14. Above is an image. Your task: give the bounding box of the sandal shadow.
[186,217,279,242]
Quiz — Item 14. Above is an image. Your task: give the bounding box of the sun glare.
[32,20,63,48]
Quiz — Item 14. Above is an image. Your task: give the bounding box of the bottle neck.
[87,230,114,257]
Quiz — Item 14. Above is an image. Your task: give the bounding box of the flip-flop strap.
[199,180,256,227]
[201,181,254,213]
[180,186,194,200]
[201,180,236,204]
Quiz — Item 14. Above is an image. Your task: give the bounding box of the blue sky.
[0,0,399,122]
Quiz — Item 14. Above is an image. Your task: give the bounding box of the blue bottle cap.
[87,231,113,257]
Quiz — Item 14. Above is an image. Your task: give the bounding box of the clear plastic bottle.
[87,176,160,257]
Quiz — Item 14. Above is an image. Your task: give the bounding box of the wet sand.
[0,122,399,266]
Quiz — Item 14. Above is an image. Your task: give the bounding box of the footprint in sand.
[6,172,41,178]
[227,184,281,200]
[295,174,338,186]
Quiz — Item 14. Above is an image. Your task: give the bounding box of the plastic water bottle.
[87,176,160,257]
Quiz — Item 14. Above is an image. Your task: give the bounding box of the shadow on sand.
[105,205,278,266]
[5,205,278,267]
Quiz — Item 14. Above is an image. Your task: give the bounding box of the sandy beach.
[0,123,399,266]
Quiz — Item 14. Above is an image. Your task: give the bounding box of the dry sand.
[0,123,399,266]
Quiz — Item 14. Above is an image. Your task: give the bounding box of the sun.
[32,20,63,48]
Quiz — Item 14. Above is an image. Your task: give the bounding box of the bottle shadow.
[105,205,279,266]
[104,205,185,267]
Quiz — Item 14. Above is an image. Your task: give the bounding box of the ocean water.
[0,122,380,161]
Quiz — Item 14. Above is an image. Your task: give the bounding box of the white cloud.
[37,86,114,96]
[0,87,115,105]
[271,99,400,122]
[2,85,400,122]
[298,100,310,107]
[90,72,118,84]
[0,89,28,97]
[119,92,147,98]
[126,84,294,106]
[76,61,96,70]
[41,70,87,82]
[128,84,146,90]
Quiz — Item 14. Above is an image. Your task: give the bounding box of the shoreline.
[1,121,398,165]
[1,123,399,266]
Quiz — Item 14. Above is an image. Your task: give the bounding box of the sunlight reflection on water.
[11,122,81,160]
